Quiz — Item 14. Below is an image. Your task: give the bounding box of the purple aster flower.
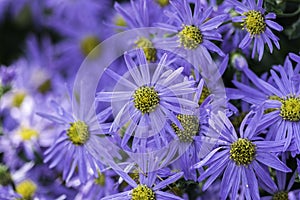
[101,170,184,200]
[155,0,227,69]
[260,153,300,200]
[37,94,118,183]
[227,56,300,152]
[74,170,118,199]
[114,0,163,30]
[227,0,283,60]
[193,109,291,199]
[96,49,199,150]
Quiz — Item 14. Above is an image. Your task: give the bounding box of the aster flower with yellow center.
[38,97,119,183]
[155,0,227,70]
[227,56,300,152]
[96,49,199,150]
[228,0,283,61]
[193,110,291,200]
[101,170,184,200]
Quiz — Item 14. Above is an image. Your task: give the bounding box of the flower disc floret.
[135,37,157,62]
[131,184,156,200]
[230,138,256,166]
[172,114,199,143]
[243,10,266,35]
[80,36,100,56]
[273,191,288,200]
[133,86,160,114]
[16,180,37,200]
[67,120,90,145]
[280,97,300,122]
[178,25,203,49]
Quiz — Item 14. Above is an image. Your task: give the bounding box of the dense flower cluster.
[0,0,299,199]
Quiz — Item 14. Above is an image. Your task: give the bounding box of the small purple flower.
[37,96,118,183]
[227,0,283,60]
[227,56,300,152]
[101,170,184,200]
[155,0,227,68]
[193,110,291,199]
[96,50,198,150]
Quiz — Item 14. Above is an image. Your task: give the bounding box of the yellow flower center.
[12,92,26,107]
[198,86,210,105]
[272,191,288,200]
[133,86,160,114]
[243,10,266,35]
[156,0,169,7]
[230,138,256,166]
[135,37,157,62]
[178,25,203,49]
[20,127,38,141]
[80,36,100,56]
[16,180,37,200]
[94,172,106,186]
[38,79,52,94]
[172,114,199,143]
[280,97,300,122]
[131,184,156,200]
[67,121,90,145]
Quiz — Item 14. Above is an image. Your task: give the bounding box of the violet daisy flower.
[96,50,198,149]
[37,96,118,183]
[260,153,300,200]
[155,0,227,68]
[193,110,291,200]
[101,170,184,200]
[227,56,300,152]
[227,0,283,60]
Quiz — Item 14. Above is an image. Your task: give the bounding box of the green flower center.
[0,165,12,186]
[135,37,157,62]
[16,180,37,200]
[273,191,288,200]
[156,0,169,7]
[131,184,156,200]
[243,10,266,35]
[12,92,26,107]
[94,172,106,186]
[133,86,160,114]
[172,114,199,143]
[67,121,90,145]
[230,138,256,166]
[280,97,300,122]
[198,86,210,105]
[80,36,100,56]
[178,25,203,49]
[38,79,52,94]
[20,127,38,141]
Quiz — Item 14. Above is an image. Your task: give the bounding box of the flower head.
[193,110,291,199]
[228,0,283,60]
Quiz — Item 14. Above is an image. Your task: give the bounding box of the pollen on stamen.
[67,120,90,145]
[272,191,288,200]
[280,96,300,122]
[16,180,37,200]
[230,138,256,166]
[242,10,266,35]
[172,114,199,143]
[133,86,160,114]
[131,184,156,200]
[178,25,203,49]
[135,37,157,62]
